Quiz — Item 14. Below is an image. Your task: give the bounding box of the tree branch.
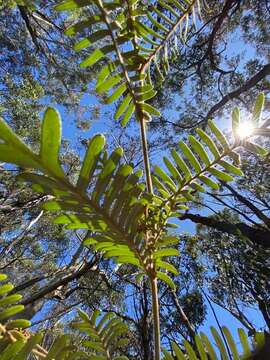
[204,63,270,121]
[179,213,270,248]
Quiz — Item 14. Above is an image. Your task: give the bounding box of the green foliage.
[153,98,269,218]
[163,326,265,360]
[0,107,181,287]
[0,274,29,328]
[0,0,270,357]
[72,309,129,359]
[0,108,151,274]
[0,274,128,359]
[153,118,242,212]
[54,0,201,125]
[0,94,269,293]
[0,273,266,359]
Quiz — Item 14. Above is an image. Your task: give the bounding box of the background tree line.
[0,0,269,358]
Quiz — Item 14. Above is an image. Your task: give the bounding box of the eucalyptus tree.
[194,210,270,332]
[0,0,269,359]
[150,0,270,132]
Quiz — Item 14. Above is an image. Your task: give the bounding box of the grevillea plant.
[0,0,269,358]
[0,273,267,359]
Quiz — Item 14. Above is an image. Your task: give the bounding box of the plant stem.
[150,277,161,360]
[139,97,159,358]
[139,118,153,194]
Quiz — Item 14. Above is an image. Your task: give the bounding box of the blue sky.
[43,85,268,355]
[30,17,269,354]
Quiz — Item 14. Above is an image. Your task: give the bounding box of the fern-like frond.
[55,0,160,125]
[138,0,201,82]
[163,326,266,360]
[55,0,203,125]
[0,274,30,331]
[153,93,269,218]
[152,119,244,214]
[72,309,129,359]
[0,274,82,359]
[0,108,179,285]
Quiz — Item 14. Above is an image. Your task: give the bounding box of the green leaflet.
[189,181,205,193]
[232,107,240,138]
[137,88,157,102]
[157,0,179,18]
[114,94,132,120]
[74,30,110,51]
[96,74,122,94]
[40,107,65,178]
[157,272,176,290]
[77,134,106,190]
[83,341,104,353]
[0,294,22,307]
[211,326,229,360]
[156,260,178,275]
[80,46,114,68]
[104,164,133,208]
[116,256,141,267]
[0,283,14,296]
[252,92,265,124]
[154,165,177,191]
[92,147,123,203]
[64,16,102,36]
[244,141,268,156]
[208,120,230,150]
[141,103,161,117]
[0,305,25,321]
[134,20,165,41]
[208,168,234,182]
[152,175,171,197]
[171,342,186,360]
[195,336,208,360]
[238,328,251,356]
[183,339,199,360]
[196,128,220,160]
[162,349,174,360]
[55,0,92,11]
[189,135,211,166]
[198,175,219,190]
[5,320,31,330]
[163,157,183,182]
[106,83,127,104]
[200,332,218,360]
[158,236,179,246]
[154,248,179,258]
[0,118,40,169]
[178,141,201,173]
[96,62,118,89]
[254,331,265,348]
[222,326,239,360]
[171,149,192,180]
[219,160,243,176]
[121,103,135,126]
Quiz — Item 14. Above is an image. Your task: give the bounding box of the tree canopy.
[0,1,269,359]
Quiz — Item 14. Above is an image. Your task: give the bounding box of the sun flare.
[237,122,254,139]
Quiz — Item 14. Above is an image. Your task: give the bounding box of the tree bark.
[179,213,270,248]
